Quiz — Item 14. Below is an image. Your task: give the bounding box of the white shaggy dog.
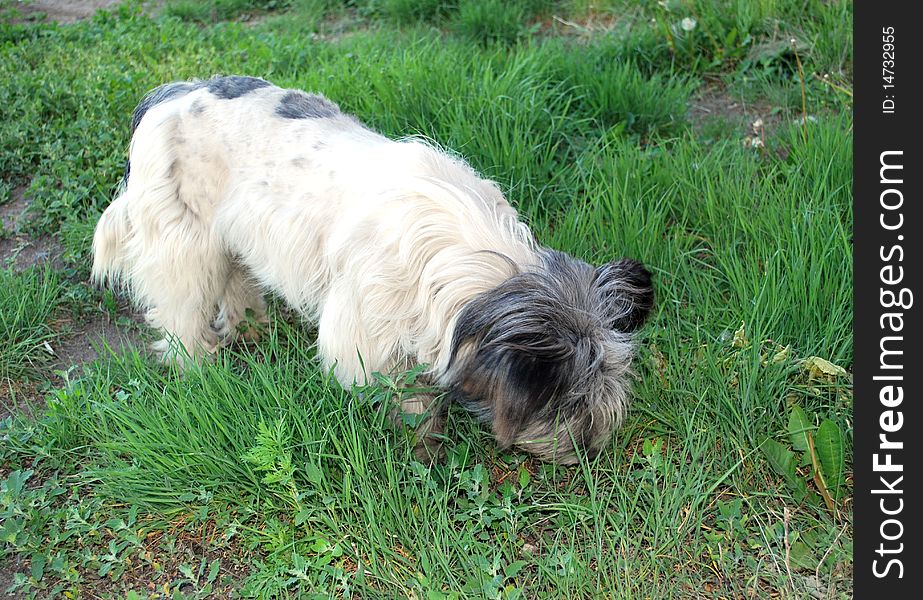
[92,76,654,463]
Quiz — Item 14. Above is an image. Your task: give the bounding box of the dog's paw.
[151,338,217,370]
[213,308,269,345]
[236,314,268,343]
[413,434,446,465]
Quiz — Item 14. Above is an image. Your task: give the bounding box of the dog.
[92,76,654,464]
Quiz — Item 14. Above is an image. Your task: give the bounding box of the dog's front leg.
[213,266,269,345]
[395,393,448,463]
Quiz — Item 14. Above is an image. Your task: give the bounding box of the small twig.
[816,521,849,582]
[813,73,853,98]
[791,38,808,143]
[551,15,591,34]
[783,507,795,593]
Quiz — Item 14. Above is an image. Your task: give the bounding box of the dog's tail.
[91,189,133,289]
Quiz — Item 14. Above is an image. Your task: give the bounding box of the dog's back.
[92,76,538,377]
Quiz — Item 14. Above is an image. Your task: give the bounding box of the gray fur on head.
[446,251,653,464]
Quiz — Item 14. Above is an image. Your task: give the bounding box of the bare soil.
[0,233,66,272]
[51,309,146,372]
[0,185,30,231]
[687,83,783,134]
[1,186,65,271]
[7,0,124,23]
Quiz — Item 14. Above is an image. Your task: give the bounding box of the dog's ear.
[592,259,654,332]
[449,323,572,449]
[447,282,578,449]
[488,345,571,448]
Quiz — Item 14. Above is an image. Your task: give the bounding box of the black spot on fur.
[124,81,205,185]
[206,76,270,100]
[131,82,203,134]
[275,90,340,119]
[190,99,207,115]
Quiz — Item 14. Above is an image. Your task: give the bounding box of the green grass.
[1,1,852,597]
[452,0,528,46]
[0,267,62,379]
[163,0,294,23]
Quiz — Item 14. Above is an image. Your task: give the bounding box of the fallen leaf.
[732,322,748,348]
[802,356,847,379]
[772,345,790,364]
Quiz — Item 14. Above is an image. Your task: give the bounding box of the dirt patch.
[0,185,30,231]
[50,308,146,374]
[0,309,146,421]
[0,378,45,421]
[5,0,166,23]
[1,186,65,271]
[687,84,782,134]
[1,518,253,599]
[0,555,27,600]
[103,520,254,599]
[0,234,66,272]
[2,181,145,390]
[6,0,124,23]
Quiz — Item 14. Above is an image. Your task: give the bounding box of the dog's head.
[446,251,653,464]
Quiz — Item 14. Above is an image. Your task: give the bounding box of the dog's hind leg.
[136,230,229,366]
[213,266,268,344]
[125,180,229,366]
[102,107,234,367]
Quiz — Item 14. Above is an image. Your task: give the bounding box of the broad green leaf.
[789,540,815,569]
[30,552,46,582]
[0,518,23,544]
[788,404,812,452]
[504,560,527,578]
[517,467,531,489]
[305,461,324,486]
[724,27,738,48]
[762,438,796,481]
[294,507,312,526]
[799,450,813,468]
[814,420,845,502]
[207,559,220,584]
[1,470,32,496]
[762,439,813,503]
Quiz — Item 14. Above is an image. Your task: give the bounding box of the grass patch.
[377,0,450,25]
[0,267,62,380]
[163,0,293,23]
[452,0,528,46]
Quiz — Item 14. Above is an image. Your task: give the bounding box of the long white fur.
[92,83,540,386]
